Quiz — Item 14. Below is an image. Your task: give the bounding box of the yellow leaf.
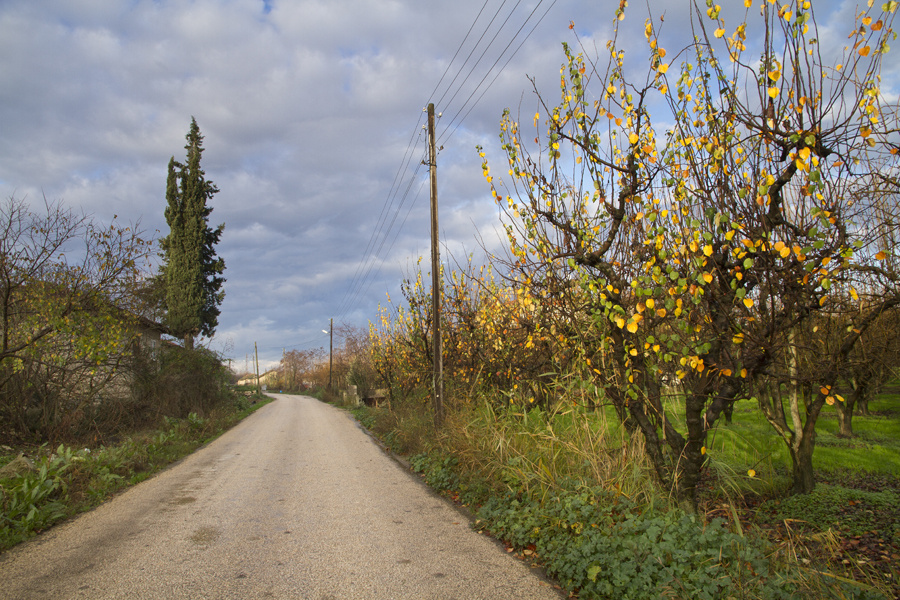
[768,86,779,98]
[780,246,791,259]
[714,28,725,38]
[733,333,744,344]
[701,446,707,455]
[629,133,639,145]
[767,70,781,81]
[820,386,831,395]
[826,395,835,405]
[748,469,756,478]
[740,368,748,378]
[646,298,655,309]
[703,244,713,256]
[743,298,754,308]
[702,272,713,283]
[836,394,845,403]
[876,251,887,260]
[627,321,638,333]
[859,45,871,57]
[616,317,625,328]
[658,63,669,74]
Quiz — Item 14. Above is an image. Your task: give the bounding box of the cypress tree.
[160,118,225,350]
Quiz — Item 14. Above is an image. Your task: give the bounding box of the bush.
[131,345,234,420]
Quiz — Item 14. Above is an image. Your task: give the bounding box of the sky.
[0,0,887,373]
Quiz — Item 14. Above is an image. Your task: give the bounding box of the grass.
[703,393,900,482]
[0,394,272,552]
[346,384,900,599]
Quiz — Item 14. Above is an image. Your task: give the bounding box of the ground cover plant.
[347,392,898,598]
[0,394,270,552]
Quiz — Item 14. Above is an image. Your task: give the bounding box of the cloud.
[0,0,864,369]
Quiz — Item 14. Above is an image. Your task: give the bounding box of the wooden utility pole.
[427,103,444,428]
[254,341,261,396]
[328,317,334,393]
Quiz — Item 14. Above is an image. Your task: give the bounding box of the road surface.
[0,394,564,600]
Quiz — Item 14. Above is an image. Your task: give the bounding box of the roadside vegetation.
[0,339,270,552]
[0,118,247,552]
[344,388,898,599]
[0,390,269,552]
[313,2,900,598]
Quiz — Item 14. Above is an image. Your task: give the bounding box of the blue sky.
[1,0,887,372]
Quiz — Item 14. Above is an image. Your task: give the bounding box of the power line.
[429,0,494,107]
[331,0,561,324]
[440,0,557,146]
[332,3,499,322]
[434,0,513,109]
[437,0,524,113]
[332,120,426,314]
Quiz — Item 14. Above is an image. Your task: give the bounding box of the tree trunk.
[857,392,872,416]
[835,402,854,438]
[722,400,734,425]
[677,390,710,509]
[790,429,816,494]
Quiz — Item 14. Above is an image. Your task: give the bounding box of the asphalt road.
[0,394,564,600]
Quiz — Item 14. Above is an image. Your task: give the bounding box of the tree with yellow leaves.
[480,0,899,501]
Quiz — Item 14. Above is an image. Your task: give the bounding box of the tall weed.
[442,401,657,504]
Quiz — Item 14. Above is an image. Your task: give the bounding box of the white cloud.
[0,0,863,367]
